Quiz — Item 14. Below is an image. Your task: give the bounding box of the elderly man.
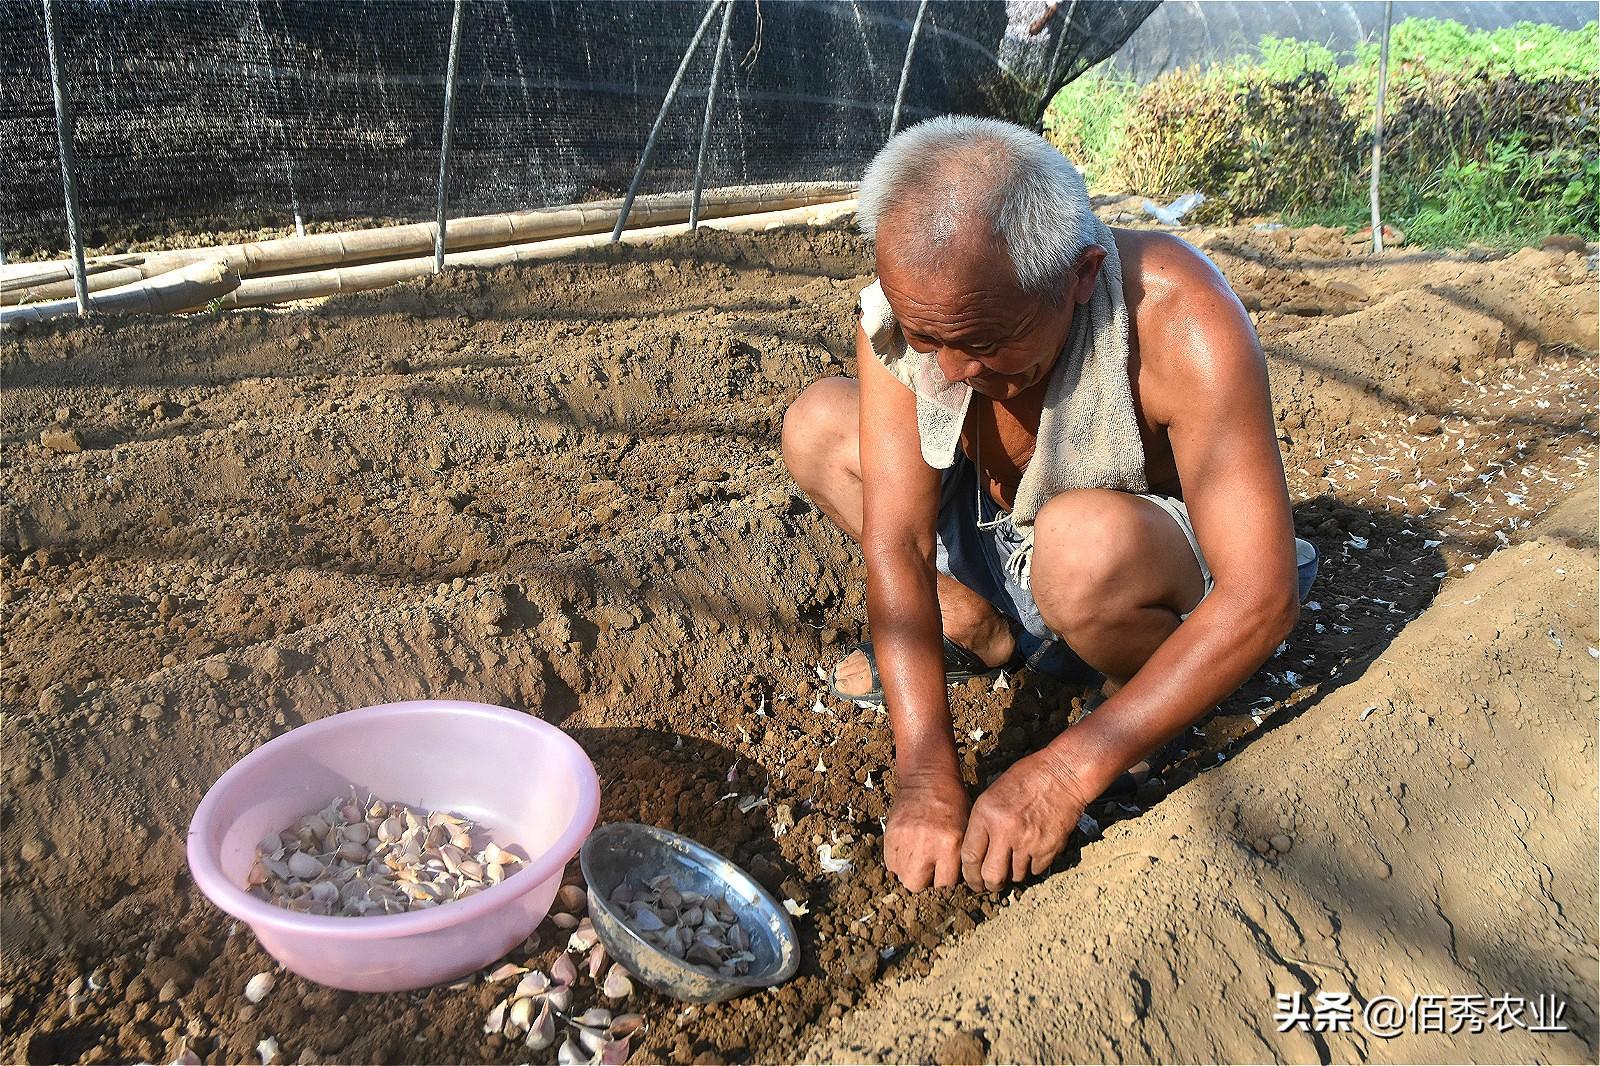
[781,117,1317,893]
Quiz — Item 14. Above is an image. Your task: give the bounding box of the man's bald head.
[856,116,1097,301]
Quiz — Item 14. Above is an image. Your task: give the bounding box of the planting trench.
[0,219,1594,1064]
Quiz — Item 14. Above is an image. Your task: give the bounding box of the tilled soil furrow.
[1,223,1593,1065]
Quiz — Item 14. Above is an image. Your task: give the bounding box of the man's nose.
[938,348,984,383]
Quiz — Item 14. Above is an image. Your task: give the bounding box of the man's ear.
[1070,245,1107,304]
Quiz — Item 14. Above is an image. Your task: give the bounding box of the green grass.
[1351,18,1598,84]
[1041,71,1138,183]
[1291,135,1600,247]
[1244,18,1598,87]
[1045,17,1599,248]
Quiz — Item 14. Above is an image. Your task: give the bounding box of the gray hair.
[856,115,1096,297]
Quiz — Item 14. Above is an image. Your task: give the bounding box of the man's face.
[877,223,1088,401]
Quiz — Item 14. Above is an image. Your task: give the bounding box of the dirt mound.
[1,220,1594,1065]
[812,489,1598,1063]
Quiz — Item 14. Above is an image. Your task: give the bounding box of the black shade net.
[1,0,1158,257]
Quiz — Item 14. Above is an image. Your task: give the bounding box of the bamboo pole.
[1,199,854,326]
[1,182,856,286]
[889,0,930,137]
[1370,0,1394,255]
[4,263,153,305]
[690,0,736,230]
[0,255,147,303]
[218,198,856,310]
[611,0,723,243]
[435,0,466,274]
[42,0,89,315]
[0,260,239,330]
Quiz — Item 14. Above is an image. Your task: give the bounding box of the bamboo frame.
[1,255,148,304]
[1370,0,1394,254]
[1,182,854,286]
[611,0,724,243]
[218,198,857,310]
[0,260,238,330]
[0,199,854,327]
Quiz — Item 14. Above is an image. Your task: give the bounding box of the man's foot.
[830,617,1016,701]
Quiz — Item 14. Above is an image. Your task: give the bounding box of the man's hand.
[961,748,1094,891]
[885,772,970,891]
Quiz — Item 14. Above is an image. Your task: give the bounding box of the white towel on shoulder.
[858,217,1149,581]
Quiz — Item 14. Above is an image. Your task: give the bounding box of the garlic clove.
[524,998,557,1051]
[556,883,588,913]
[285,851,322,879]
[513,970,552,998]
[601,964,634,1000]
[551,952,578,987]
[243,971,275,1004]
[576,1007,613,1029]
[507,994,534,1034]
[546,984,573,1012]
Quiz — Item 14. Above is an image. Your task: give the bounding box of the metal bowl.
[579,822,799,1003]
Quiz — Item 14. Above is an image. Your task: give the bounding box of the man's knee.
[781,376,857,487]
[1029,489,1145,636]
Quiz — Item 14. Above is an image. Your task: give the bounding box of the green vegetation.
[1043,18,1599,246]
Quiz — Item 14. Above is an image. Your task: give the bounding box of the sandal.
[827,634,1019,705]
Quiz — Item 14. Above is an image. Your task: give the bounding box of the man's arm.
[1051,264,1297,783]
[962,241,1299,887]
[856,326,971,890]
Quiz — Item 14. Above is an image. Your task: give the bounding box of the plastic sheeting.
[0,0,1157,255]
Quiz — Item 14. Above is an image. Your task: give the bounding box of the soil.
[814,484,1599,1064]
[1,213,1594,1065]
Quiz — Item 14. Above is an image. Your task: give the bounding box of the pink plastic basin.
[186,699,599,992]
